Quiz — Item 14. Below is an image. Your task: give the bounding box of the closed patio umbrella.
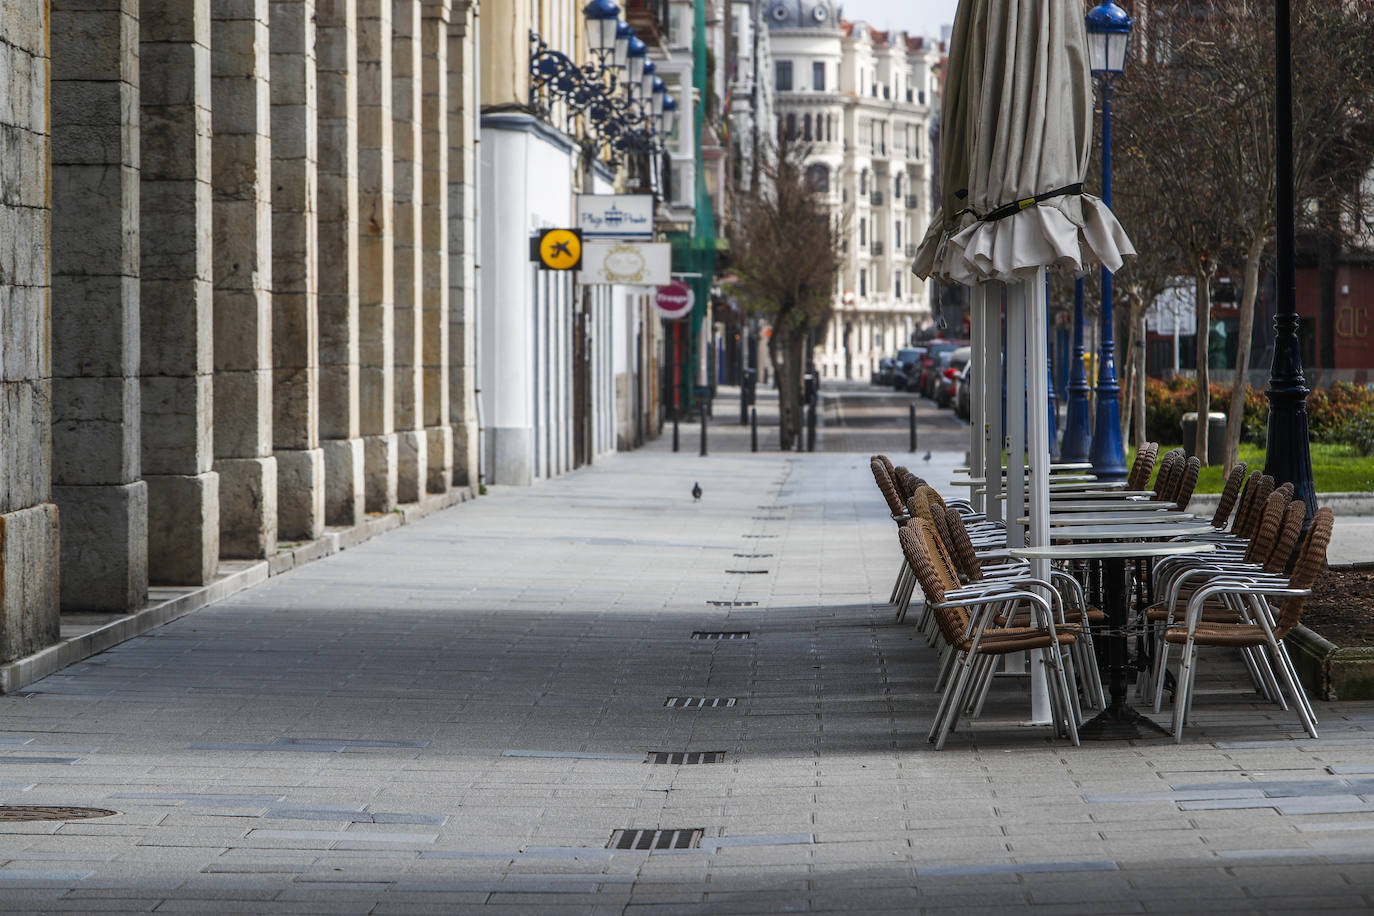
[914,0,1134,727]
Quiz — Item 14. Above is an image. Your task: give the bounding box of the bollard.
[699,410,708,457]
[750,408,758,452]
[807,401,816,452]
[673,413,680,452]
[908,403,917,453]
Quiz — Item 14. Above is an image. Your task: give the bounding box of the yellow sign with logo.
[531,228,583,270]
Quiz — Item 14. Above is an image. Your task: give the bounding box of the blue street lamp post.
[1085,1,1133,480]
[1061,277,1092,461]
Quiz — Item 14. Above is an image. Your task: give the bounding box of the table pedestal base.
[1079,700,1169,741]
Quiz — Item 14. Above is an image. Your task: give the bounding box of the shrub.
[1144,377,1374,450]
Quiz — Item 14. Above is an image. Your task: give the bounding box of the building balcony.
[870,191,883,207]
[906,195,918,210]
[905,244,917,259]
[871,241,884,256]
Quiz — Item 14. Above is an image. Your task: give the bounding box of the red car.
[916,341,965,398]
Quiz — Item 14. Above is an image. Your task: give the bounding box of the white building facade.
[766,3,940,380]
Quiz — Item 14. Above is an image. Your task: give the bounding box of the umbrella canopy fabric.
[914,0,1135,285]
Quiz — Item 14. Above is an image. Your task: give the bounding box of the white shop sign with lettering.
[576,194,654,240]
[580,241,672,287]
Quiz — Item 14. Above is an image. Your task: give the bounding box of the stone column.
[50,0,149,610]
[315,0,365,526]
[447,1,479,487]
[141,0,220,585]
[421,0,451,493]
[0,7,61,661]
[212,0,278,558]
[270,0,325,540]
[391,0,427,502]
[358,0,398,512]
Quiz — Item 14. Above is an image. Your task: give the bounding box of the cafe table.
[953,462,1094,474]
[950,474,1098,487]
[1015,511,1198,526]
[1041,499,1178,512]
[1010,540,1216,740]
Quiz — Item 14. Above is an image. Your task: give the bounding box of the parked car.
[874,357,897,386]
[917,341,964,398]
[954,362,972,419]
[934,346,971,408]
[892,347,926,391]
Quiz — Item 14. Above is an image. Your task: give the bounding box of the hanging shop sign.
[581,240,671,287]
[529,228,582,270]
[575,194,654,240]
[654,281,695,321]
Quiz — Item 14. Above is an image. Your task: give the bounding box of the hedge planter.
[1288,624,1374,701]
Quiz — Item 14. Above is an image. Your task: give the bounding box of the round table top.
[953,463,1093,474]
[951,474,1097,487]
[1030,489,1155,500]
[1010,541,1216,561]
[1042,500,1178,512]
[1015,512,1198,526]
[1039,522,1218,540]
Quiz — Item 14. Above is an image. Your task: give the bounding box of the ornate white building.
[766,3,940,380]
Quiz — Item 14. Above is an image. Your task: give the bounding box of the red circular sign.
[655,281,694,320]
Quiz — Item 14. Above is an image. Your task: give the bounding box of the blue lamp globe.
[583,0,621,55]
[1085,1,1134,76]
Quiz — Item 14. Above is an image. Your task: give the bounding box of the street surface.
[2,439,1374,913]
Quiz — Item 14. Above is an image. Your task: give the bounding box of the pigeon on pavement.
[923,451,932,461]
[692,482,702,501]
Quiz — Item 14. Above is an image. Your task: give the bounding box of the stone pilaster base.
[322,438,365,527]
[276,448,325,542]
[53,481,148,612]
[451,417,479,487]
[214,456,278,559]
[363,432,398,513]
[491,426,533,486]
[396,428,428,503]
[425,425,452,494]
[0,503,61,663]
[146,472,220,586]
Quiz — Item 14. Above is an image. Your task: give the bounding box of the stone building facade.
[766,2,940,380]
[0,0,481,665]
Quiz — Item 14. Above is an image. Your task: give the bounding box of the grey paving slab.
[1,446,1372,912]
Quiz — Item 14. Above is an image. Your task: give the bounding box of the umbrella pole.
[969,285,986,515]
[1012,277,1054,727]
[983,289,1004,524]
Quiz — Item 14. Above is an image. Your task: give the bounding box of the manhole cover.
[608,828,704,850]
[706,600,756,607]
[647,751,724,765]
[0,806,118,822]
[664,697,736,708]
[692,631,751,640]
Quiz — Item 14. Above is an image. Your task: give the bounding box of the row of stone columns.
[18,0,480,640]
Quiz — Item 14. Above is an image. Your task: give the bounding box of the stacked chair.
[869,446,1332,746]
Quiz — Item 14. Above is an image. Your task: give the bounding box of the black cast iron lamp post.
[1265,0,1317,514]
[1085,0,1133,481]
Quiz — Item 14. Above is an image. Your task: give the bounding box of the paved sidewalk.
[2,445,1374,913]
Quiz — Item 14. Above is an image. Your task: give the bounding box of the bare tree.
[1117,0,1374,468]
[727,137,844,449]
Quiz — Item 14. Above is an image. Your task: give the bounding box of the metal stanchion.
[699,409,708,457]
[750,408,758,452]
[806,401,816,452]
[908,404,918,453]
[672,412,680,453]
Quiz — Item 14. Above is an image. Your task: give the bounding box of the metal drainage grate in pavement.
[706,600,756,607]
[664,697,737,709]
[725,569,768,575]
[647,752,725,765]
[608,828,704,850]
[0,806,117,822]
[691,631,751,640]
[756,505,787,510]
[733,553,773,558]
[751,516,785,520]
[740,535,777,539]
